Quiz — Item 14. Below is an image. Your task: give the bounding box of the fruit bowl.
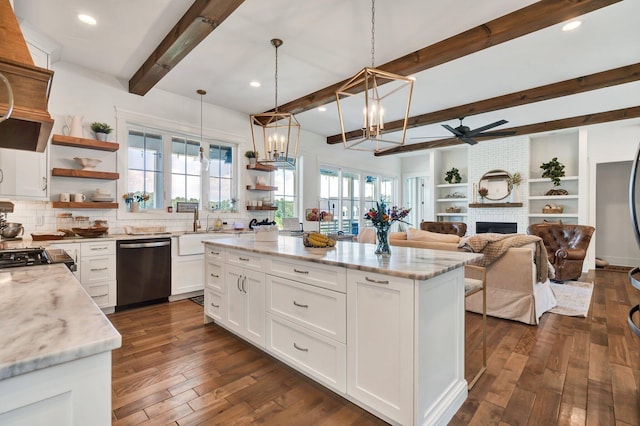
[72,227,109,238]
[74,157,102,170]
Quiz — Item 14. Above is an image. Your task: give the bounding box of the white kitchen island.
[0,264,122,425]
[202,235,481,425]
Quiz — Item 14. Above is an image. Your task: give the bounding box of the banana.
[303,232,336,248]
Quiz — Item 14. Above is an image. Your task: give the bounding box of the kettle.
[64,115,84,138]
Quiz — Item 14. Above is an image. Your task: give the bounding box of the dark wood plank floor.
[108,269,640,425]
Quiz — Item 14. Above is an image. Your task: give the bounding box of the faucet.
[193,208,200,232]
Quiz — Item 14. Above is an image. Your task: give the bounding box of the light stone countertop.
[0,264,122,380]
[203,235,481,281]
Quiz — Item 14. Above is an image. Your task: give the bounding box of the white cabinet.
[170,237,204,297]
[224,264,266,347]
[346,269,415,425]
[0,148,48,199]
[431,147,469,222]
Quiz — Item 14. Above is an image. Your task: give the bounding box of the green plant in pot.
[90,122,113,141]
[245,150,259,167]
[540,157,568,195]
[444,167,462,184]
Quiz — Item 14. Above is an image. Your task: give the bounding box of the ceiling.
[13,0,640,153]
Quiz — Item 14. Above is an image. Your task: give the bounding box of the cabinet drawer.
[266,314,345,393]
[227,249,266,271]
[270,258,346,293]
[81,241,115,257]
[83,282,112,308]
[205,260,224,293]
[204,288,225,323]
[267,276,346,343]
[205,245,225,261]
[80,255,115,283]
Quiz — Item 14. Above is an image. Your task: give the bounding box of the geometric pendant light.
[335,0,414,153]
[250,38,300,169]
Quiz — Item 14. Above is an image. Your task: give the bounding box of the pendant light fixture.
[335,0,414,153]
[250,38,300,169]
[197,89,209,172]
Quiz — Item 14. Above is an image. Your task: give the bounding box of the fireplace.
[476,221,517,234]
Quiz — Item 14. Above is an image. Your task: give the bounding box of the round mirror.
[478,169,512,201]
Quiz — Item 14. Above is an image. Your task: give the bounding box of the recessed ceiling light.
[250,81,261,88]
[562,20,581,32]
[78,14,97,26]
[318,106,327,112]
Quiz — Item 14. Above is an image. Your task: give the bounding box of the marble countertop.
[203,236,481,280]
[0,264,122,380]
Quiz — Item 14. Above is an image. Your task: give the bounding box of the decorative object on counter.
[1,222,23,238]
[245,150,259,168]
[74,215,91,228]
[365,199,411,257]
[303,232,336,248]
[94,219,108,228]
[250,38,300,168]
[335,0,413,153]
[542,203,564,214]
[478,187,488,203]
[507,172,522,203]
[123,225,167,235]
[233,221,245,231]
[74,157,102,170]
[253,224,279,242]
[540,157,566,195]
[445,167,462,184]
[72,227,109,238]
[64,115,84,137]
[122,192,149,212]
[31,231,66,241]
[56,213,75,236]
[90,121,113,141]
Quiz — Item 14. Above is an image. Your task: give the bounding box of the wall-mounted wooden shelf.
[246,206,277,211]
[51,134,119,151]
[52,168,119,180]
[468,202,523,208]
[246,163,277,172]
[51,201,118,209]
[246,185,277,191]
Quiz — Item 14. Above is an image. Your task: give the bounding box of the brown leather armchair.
[420,221,467,237]
[527,223,595,282]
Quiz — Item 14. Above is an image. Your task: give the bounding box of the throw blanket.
[459,233,552,282]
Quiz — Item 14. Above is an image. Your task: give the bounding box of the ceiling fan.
[414,117,516,146]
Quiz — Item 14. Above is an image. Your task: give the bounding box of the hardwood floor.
[108,269,640,425]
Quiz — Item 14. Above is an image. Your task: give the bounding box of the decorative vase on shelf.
[129,201,139,212]
[374,224,392,257]
[510,186,520,203]
[95,132,108,142]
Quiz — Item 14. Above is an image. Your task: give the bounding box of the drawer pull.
[293,343,309,352]
[210,302,220,308]
[239,257,250,261]
[90,247,108,251]
[293,300,309,308]
[365,276,389,285]
[90,267,108,272]
[93,293,108,298]
[210,250,220,255]
[293,268,309,274]
[210,273,219,278]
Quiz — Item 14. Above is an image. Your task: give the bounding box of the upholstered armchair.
[527,223,595,282]
[420,221,467,237]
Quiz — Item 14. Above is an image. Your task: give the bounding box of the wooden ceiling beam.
[267,0,620,116]
[374,106,640,156]
[327,62,640,144]
[129,0,245,96]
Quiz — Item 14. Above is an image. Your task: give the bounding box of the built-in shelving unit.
[246,206,277,211]
[51,201,119,209]
[51,134,119,152]
[469,202,523,208]
[51,168,119,180]
[435,182,468,219]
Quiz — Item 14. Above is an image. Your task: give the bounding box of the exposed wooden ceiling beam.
[327,63,640,144]
[375,106,640,156]
[129,0,245,96]
[266,0,620,117]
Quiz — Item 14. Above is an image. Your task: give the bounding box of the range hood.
[0,0,54,152]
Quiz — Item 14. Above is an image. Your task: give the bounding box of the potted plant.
[444,167,462,184]
[245,150,259,167]
[90,122,113,141]
[540,157,568,195]
[122,191,149,212]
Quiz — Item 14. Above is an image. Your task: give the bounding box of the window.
[125,126,235,211]
[273,167,297,227]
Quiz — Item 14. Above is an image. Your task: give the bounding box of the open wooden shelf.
[51,201,119,209]
[52,134,119,151]
[246,185,277,191]
[246,163,277,172]
[52,168,119,180]
[246,206,277,211]
[468,202,523,208]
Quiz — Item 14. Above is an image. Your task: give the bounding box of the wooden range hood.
[0,0,54,152]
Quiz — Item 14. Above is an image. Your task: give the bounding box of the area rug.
[549,281,594,317]
[189,295,204,306]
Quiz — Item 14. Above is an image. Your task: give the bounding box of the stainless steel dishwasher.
[116,237,171,311]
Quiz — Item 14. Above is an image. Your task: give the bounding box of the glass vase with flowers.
[122,192,150,212]
[365,200,411,257]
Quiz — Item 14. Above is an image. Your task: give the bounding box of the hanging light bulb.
[197,89,210,172]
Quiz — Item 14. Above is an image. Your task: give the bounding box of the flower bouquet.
[364,200,411,256]
[122,192,149,211]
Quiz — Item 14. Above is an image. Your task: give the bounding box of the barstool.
[464,264,487,390]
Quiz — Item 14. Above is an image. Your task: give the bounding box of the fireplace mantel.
[468,202,523,208]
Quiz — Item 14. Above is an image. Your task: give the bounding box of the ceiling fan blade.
[442,124,464,137]
[461,137,478,145]
[474,130,516,138]
[467,119,508,136]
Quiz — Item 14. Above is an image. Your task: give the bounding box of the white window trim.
[115,107,246,220]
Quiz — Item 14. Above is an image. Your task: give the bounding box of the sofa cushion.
[389,231,407,240]
[407,227,460,244]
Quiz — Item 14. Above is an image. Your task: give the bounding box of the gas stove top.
[0,247,75,270]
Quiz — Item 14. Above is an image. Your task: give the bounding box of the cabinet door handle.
[238,257,250,261]
[0,169,3,184]
[91,267,108,272]
[293,300,308,308]
[365,276,389,285]
[210,302,220,308]
[293,343,309,352]
[293,268,309,274]
[210,273,219,278]
[210,250,220,255]
[41,177,47,191]
[241,276,247,293]
[237,275,242,292]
